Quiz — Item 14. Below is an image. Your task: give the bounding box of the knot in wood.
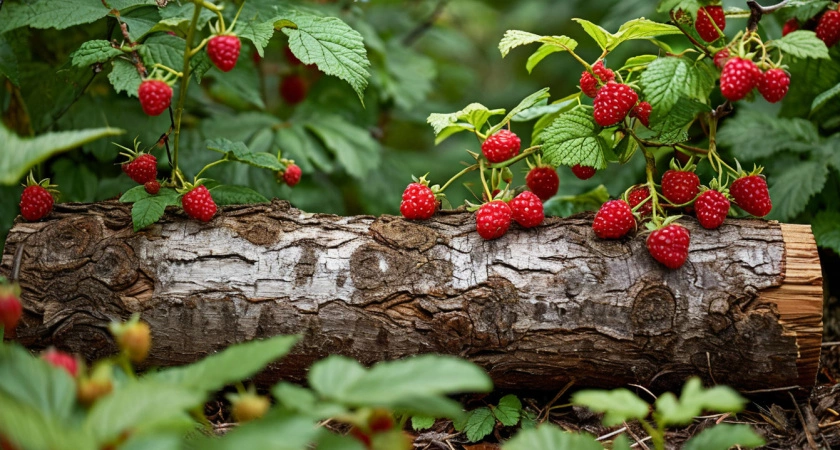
[631,285,676,335]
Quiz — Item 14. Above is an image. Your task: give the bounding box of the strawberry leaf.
[464,408,495,442]
[411,415,436,431]
[493,394,522,427]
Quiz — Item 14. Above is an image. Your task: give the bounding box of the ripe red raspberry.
[571,164,596,180]
[283,164,302,186]
[368,409,396,433]
[647,224,691,269]
[579,61,615,98]
[400,182,436,220]
[525,166,559,200]
[816,10,840,48]
[592,200,635,239]
[181,185,217,222]
[720,57,760,102]
[481,129,521,163]
[758,69,790,103]
[592,61,615,83]
[782,19,799,36]
[137,80,172,116]
[695,190,730,229]
[695,5,726,42]
[628,186,652,216]
[280,74,308,104]
[509,191,544,228]
[730,175,772,217]
[284,46,302,66]
[593,82,638,127]
[144,180,160,195]
[207,34,241,72]
[630,101,652,127]
[122,153,157,184]
[713,49,730,69]
[41,348,79,377]
[661,169,700,205]
[475,200,513,240]
[0,291,22,333]
[19,185,54,221]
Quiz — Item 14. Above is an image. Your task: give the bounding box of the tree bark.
[0,200,823,395]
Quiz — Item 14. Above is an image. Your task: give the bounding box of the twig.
[403,1,447,46]
[538,379,575,422]
[670,10,713,58]
[596,427,627,441]
[624,423,651,450]
[741,385,801,394]
[629,384,657,401]
[821,341,840,347]
[789,392,818,450]
[747,0,790,33]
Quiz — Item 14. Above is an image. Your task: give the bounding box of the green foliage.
[571,388,649,426]
[452,394,524,442]
[681,424,767,450]
[542,106,609,169]
[501,424,603,450]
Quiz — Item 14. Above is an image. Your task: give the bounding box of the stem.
[670,10,712,58]
[479,159,492,201]
[640,420,664,450]
[118,355,137,381]
[152,63,183,78]
[633,136,661,221]
[202,1,226,32]
[172,2,202,182]
[488,145,541,169]
[195,158,229,179]
[438,164,479,192]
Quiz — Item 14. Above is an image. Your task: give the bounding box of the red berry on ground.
[19,185,54,221]
[695,5,726,42]
[720,57,760,102]
[592,200,635,239]
[525,166,559,201]
[630,101,652,127]
[628,186,652,217]
[647,224,691,269]
[283,164,302,187]
[695,190,730,229]
[730,175,772,217]
[713,49,730,69]
[509,191,544,228]
[137,80,172,116]
[400,183,436,220]
[122,153,158,185]
[475,200,513,240]
[758,69,790,103]
[41,348,78,377]
[816,10,840,48]
[481,129,521,163]
[782,19,799,36]
[207,35,241,72]
[661,169,700,205]
[144,180,161,195]
[181,185,217,222]
[284,46,302,66]
[593,82,638,127]
[0,291,22,332]
[571,164,597,180]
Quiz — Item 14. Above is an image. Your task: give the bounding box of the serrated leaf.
[498,30,578,71]
[620,54,658,71]
[235,18,275,57]
[157,2,215,34]
[279,12,370,102]
[780,1,832,21]
[813,211,840,254]
[656,378,748,426]
[131,195,172,231]
[305,115,380,179]
[531,93,582,144]
[502,425,603,450]
[0,123,124,185]
[544,185,611,217]
[499,30,544,57]
[488,88,551,135]
[121,6,162,41]
[139,34,186,74]
[610,18,681,50]
[572,18,611,50]
[308,356,368,402]
[514,95,578,122]
[648,98,708,145]
[542,106,609,169]
[275,123,334,173]
[411,415,436,431]
[71,40,123,67]
[811,81,840,115]
[769,31,830,59]
[640,57,690,113]
[464,408,495,442]
[108,58,143,98]
[209,185,269,205]
[0,344,77,420]
[767,160,828,221]
[427,103,504,140]
[190,51,213,82]
[717,110,821,159]
[0,393,96,450]
[682,424,765,450]
[572,388,649,426]
[493,394,522,427]
[0,0,110,33]
[120,186,179,203]
[206,138,284,171]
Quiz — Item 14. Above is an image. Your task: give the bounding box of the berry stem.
[201,1,226,33]
[188,38,210,57]
[117,354,137,381]
[488,145,541,169]
[438,164,479,193]
[151,63,183,78]
[195,157,229,179]
[632,136,662,221]
[669,10,713,57]
[479,159,492,201]
[172,2,203,178]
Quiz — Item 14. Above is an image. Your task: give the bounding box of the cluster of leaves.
[411,394,535,443]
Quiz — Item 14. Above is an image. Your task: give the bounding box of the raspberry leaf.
[648,98,708,145]
[0,0,110,33]
[503,424,604,450]
[767,160,828,221]
[542,106,609,169]
[305,115,381,179]
[572,388,649,426]
[498,30,578,73]
[530,93,582,143]
[130,193,180,231]
[717,110,821,159]
[157,3,215,34]
[487,88,550,135]
[70,40,123,67]
[463,408,495,442]
[0,36,19,86]
[206,138,285,171]
[119,6,165,41]
[682,424,766,450]
[768,30,830,60]
[380,43,437,110]
[811,81,840,115]
[656,0,703,18]
[812,210,840,255]
[234,18,276,58]
[428,103,505,137]
[572,19,611,50]
[209,185,269,206]
[609,18,682,50]
[108,59,143,97]
[779,1,832,22]
[120,186,178,203]
[138,34,186,73]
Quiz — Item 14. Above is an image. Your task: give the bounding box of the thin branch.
[403,1,447,46]
[670,10,712,58]
[747,0,790,33]
[42,68,100,132]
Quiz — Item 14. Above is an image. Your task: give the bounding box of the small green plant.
[417,394,533,442]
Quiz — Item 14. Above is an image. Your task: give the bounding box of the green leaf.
[308,356,367,402]
[272,382,348,420]
[150,335,300,393]
[427,103,505,142]
[0,35,20,86]
[640,57,691,114]
[498,30,543,56]
[0,123,124,185]
[0,393,96,450]
[411,415,436,431]
[515,94,579,122]
[120,186,178,203]
[656,0,703,17]
[612,433,633,450]
[544,185,611,217]
[120,6,162,41]
[210,185,270,206]
[157,3,215,35]
[493,394,522,427]
[190,51,213,82]
[767,160,828,221]
[610,18,681,50]
[620,54,658,71]
[488,88,551,135]
[717,110,820,159]
[811,82,840,115]
[648,98,708,145]
[813,211,840,254]
[769,31,830,60]
[200,412,319,450]
[234,18,276,57]
[305,115,381,179]
[464,408,495,442]
[315,431,367,450]
[131,194,178,231]
[138,34,186,73]
[71,40,123,67]
[682,424,765,450]
[279,12,370,102]
[655,378,748,426]
[377,42,437,110]
[498,30,578,72]
[108,58,143,98]
[780,1,832,21]
[275,123,334,173]
[205,138,284,171]
[571,388,649,426]
[502,425,603,450]
[0,0,110,33]
[572,19,611,50]
[542,106,609,169]
[0,344,78,420]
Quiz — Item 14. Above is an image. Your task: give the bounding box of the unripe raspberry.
[593,82,638,127]
[207,35,241,72]
[230,393,271,423]
[41,348,79,377]
[114,321,151,363]
[481,130,521,163]
[76,363,114,406]
[368,409,395,433]
[137,80,172,116]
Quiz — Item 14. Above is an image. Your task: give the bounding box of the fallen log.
[0,200,823,395]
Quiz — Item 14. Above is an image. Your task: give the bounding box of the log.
[0,200,823,395]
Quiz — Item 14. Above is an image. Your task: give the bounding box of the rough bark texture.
[0,200,823,395]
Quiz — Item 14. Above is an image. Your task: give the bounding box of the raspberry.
[181,185,217,222]
[630,101,652,127]
[571,164,597,180]
[592,61,615,84]
[509,191,544,228]
[144,180,161,195]
[816,10,840,48]
[525,166,559,200]
[400,182,436,220]
[368,409,396,433]
[661,169,700,205]
[0,291,22,333]
[730,175,772,217]
[279,74,308,104]
[283,164,302,187]
[720,57,760,102]
[713,49,730,69]
[230,393,270,423]
[122,153,158,185]
[695,5,726,42]
[592,200,635,239]
[579,61,615,98]
[782,19,799,36]
[475,200,513,240]
[628,186,652,216]
[758,69,790,103]
[137,80,172,116]
[593,82,638,127]
[481,130,520,163]
[695,189,730,229]
[19,185,54,221]
[647,224,691,269]
[284,45,302,66]
[207,34,241,72]
[41,348,78,377]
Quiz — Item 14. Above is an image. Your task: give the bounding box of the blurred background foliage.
[1,0,838,265]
